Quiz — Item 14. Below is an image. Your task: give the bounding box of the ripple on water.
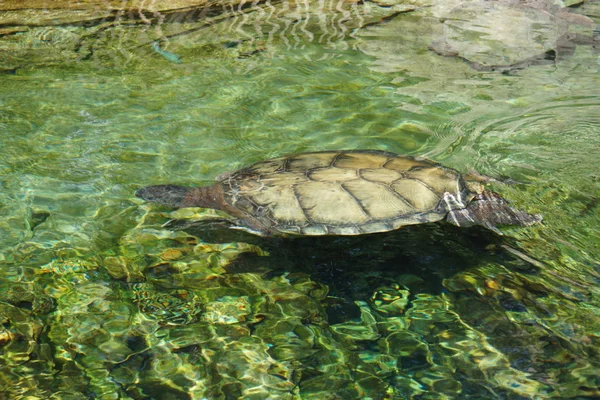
[463,98,600,179]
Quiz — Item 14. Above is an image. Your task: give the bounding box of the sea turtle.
[136,150,541,236]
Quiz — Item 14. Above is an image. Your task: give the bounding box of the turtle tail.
[136,184,192,208]
[445,191,542,234]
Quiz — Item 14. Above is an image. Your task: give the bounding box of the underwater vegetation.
[1,205,599,398]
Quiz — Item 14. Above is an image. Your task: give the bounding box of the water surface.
[0,1,599,398]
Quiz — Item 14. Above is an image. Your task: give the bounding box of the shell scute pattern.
[288,152,334,170]
[407,167,462,196]
[222,150,474,235]
[342,180,412,219]
[335,152,388,169]
[360,168,404,184]
[309,167,358,182]
[383,156,425,171]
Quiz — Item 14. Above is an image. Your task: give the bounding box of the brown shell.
[219,150,475,235]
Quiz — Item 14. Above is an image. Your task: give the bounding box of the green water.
[1,1,599,399]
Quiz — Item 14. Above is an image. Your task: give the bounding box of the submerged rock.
[429,0,596,71]
[0,0,261,69]
[0,0,423,70]
[131,282,203,325]
[202,295,252,324]
[0,0,214,26]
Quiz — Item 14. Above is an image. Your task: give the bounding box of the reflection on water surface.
[0,0,599,398]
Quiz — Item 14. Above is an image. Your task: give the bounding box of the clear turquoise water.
[0,2,599,399]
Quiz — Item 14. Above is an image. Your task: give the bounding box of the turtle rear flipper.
[136,185,192,208]
[162,217,235,231]
[445,191,542,234]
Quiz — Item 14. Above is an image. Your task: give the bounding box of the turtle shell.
[219,150,476,235]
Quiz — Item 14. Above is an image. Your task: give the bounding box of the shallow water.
[1,1,599,398]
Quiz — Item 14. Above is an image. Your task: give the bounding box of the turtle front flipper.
[445,191,542,234]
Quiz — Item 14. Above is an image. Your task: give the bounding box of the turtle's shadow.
[188,223,540,304]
